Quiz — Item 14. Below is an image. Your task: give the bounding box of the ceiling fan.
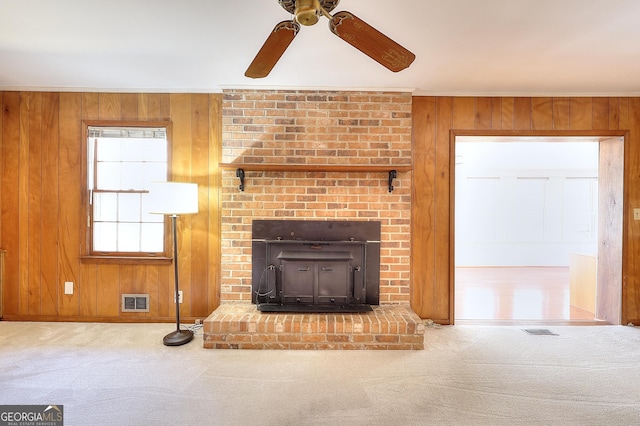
[245,0,416,78]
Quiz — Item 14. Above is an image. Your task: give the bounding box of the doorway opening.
[453,135,624,325]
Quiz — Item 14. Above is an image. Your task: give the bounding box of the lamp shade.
[147,182,199,215]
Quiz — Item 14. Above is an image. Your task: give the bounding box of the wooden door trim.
[449,130,628,325]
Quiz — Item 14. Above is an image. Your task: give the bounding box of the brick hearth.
[203,304,424,350]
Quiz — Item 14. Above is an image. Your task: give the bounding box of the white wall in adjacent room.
[455,141,599,267]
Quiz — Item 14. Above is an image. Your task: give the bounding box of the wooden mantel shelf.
[219,163,412,192]
[218,163,412,173]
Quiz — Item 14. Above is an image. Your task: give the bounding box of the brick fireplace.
[203,89,424,349]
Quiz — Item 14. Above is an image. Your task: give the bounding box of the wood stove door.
[281,260,315,304]
[281,259,351,305]
[317,261,350,304]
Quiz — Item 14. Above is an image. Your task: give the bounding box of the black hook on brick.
[236,168,245,191]
[388,170,397,192]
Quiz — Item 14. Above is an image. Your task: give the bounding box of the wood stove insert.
[252,220,380,313]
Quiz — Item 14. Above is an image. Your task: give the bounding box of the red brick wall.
[220,89,412,304]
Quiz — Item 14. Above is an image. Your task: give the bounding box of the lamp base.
[163,329,194,346]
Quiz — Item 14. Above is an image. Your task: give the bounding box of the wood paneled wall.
[411,97,640,325]
[3,92,640,325]
[0,92,222,322]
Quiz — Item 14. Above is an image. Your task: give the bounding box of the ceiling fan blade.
[245,20,300,78]
[329,11,415,73]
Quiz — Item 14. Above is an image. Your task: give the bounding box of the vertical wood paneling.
[57,93,82,316]
[474,97,492,130]
[452,97,475,129]
[96,264,120,317]
[433,97,453,320]
[157,259,173,317]
[79,264,97,316]
[145,264,160,317]
[491,98,502,130]
[145,94,164,121]
[160,94,171,120]
[120,264,144,297]
[99,93,121,120]
[41,93,59,315]
[513,97,532,129]
[191,94,210,318]
[28,93,43,315]
[532,97,553,130]
[2,93,20,316]
[18,93,30,314]
[553,98,570,130]
[501,97,514,130]
[118,265,138,316]
[624,98,640,322]
[619,98,630,129]
[569,97,593,130]
[170,94,192,179]
[410,97,436,318]
[592,98,610,130]
[608,97,620,130]
[137,94,150,120]
[121,94,138,120]
[82,93,99,121]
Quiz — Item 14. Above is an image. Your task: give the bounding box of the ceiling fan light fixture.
[295,0,320,26]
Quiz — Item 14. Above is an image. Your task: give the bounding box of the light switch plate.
[64,281,74,295]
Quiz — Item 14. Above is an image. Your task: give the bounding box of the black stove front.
[251,220,380,313]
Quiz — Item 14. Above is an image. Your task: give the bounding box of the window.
[84,122,171,258]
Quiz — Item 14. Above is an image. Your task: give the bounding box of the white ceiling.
[2,0,640,96]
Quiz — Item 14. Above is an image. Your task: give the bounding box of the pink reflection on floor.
[455,267,596,321]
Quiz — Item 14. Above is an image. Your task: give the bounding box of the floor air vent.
[122,294,150,312]
[522,329,558,336]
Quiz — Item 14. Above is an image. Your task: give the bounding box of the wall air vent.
[121,294,150,312]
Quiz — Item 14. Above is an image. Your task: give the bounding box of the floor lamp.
[148,181,199,346]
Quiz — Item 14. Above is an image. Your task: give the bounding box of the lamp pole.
[163,215,194,346]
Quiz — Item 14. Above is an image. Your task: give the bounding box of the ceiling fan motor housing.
[279,0,340,16]
[295,0,320,26]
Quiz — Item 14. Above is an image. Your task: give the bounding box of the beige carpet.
[0,321,638,426]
